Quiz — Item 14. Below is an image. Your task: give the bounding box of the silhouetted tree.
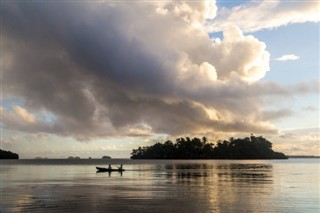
[0,149,19,159]
[130,135,287,159]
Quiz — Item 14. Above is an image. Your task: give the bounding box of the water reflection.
[160,163,273,185]
[158,163,274,212]
[8,160,317,213]
[216,163,273,184]
[161,164,211,185]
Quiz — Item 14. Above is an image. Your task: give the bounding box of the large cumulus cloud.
[1,1,316,140]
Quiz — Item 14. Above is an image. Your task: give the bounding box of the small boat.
[96,167,125,172]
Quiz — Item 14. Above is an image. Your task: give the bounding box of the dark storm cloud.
[1,1,316,140]
[3,2,175,94]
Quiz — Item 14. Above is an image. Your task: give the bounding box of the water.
[1,159,319,213]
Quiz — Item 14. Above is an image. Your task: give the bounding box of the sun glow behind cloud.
[13,106,36,124]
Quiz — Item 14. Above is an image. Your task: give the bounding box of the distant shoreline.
[287,155,320,158]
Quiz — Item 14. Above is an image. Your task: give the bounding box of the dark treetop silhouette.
[0,149,19,159]
[131,135,287,159]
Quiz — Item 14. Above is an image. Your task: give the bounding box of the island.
[131,135,287,159]
[34,157,48,159]
[102,156,111,159]
[0,149,19,159]
[67,156,80,159]
[287,155,320,158]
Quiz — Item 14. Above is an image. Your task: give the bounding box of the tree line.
[0,149,19,159]
[130,135,287,159]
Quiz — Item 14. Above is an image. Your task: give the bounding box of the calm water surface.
[0,159,319,212]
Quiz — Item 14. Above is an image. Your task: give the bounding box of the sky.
[1,0,319,159]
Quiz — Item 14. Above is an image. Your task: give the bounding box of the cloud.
[1,106,55,135]
[207,0,320,32]
[303,106,318,112]
[13,106,36,123]
[206,26,270,82]
[257,109,293,121]
[272,127,320,155]
[275,54,300,61]
[1,1,317,141]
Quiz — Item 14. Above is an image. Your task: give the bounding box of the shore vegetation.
[0,149,19,159]
[131,135,287,159]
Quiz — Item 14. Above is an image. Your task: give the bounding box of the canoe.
[96,167,125,172]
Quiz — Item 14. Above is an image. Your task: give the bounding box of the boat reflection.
[96,170,123,177]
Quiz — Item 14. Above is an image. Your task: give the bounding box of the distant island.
[67,156,80,159]
[0,149,19,159]
[131,135,287,159]
[288,155,320,158]
[102,156,111,159]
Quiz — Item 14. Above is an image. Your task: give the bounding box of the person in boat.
[108,164,112,170]
[118,164,123,171]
